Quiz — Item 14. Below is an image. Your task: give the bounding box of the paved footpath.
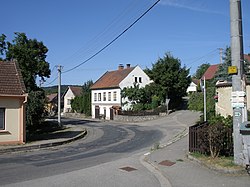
[145,110,250,187]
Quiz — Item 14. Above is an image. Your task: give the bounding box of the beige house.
[215,82,250,117]
[0,61,27,144]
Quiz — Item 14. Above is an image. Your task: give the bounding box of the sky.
[1,0,250,86]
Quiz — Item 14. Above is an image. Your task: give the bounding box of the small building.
[90,64,152,120]
[46,93,58,115]
[63,86,82,113]
[187,79,199,93]
[0,61,27,144]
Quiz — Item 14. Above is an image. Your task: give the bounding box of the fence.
[189,122,233,156]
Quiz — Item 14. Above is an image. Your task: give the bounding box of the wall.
[63,88,75,113]
[0,97,24,144]
[91,88,121,120]
[216,85,250,117]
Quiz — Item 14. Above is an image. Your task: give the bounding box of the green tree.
[146,53,191,107]
[194,63,210,79]
[3,33,51,91]
[71,80,93,116]
[0,33,51,130]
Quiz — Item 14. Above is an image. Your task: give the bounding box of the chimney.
[118,64,124,70]
[126,64,131,69]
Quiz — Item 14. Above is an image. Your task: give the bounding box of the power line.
[62,0,161,74]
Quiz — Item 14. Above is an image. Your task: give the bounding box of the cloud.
[159,0,225,15]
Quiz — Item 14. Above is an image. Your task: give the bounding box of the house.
[202,64,219,80]
[90,64,152,120]
[0,61,27,144]
[63,86,82,113]
[46,93,58,116]
[215,54,250,117]
[186,78,199,93]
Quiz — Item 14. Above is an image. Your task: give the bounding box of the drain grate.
[120,166,137,172]
[159,160,176,166]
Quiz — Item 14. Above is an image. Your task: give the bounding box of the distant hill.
[42,85,82,95]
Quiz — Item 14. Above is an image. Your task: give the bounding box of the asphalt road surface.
[0,119,162,185]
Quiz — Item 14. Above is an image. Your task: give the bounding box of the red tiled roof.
[202,64,219,80]
[244,54,250,62]
[0,61,26,95]
[192,78,200,85]
[91,67,135,89]
[69,86,82,96]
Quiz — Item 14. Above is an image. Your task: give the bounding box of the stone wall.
[114,114,159,122]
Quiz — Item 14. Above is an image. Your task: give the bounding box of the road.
[0,118,163,186]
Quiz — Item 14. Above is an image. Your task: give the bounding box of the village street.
[1,110,250,187]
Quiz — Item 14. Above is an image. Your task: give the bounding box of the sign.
[232,102,245,108]
[228,66,238,75]
[234,111,242,117]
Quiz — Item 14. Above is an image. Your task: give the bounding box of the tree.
[0,33,51,130]
[215,47,232,82]
[71,80,93,116]
[1,32,51,91]
[194,63,210,79]
[146,53,191,107]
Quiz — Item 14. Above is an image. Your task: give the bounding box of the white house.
[63,86,82,113]
[186,79,199,93]
[90,64,152,120]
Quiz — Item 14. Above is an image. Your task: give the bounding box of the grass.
[190,152,244,171]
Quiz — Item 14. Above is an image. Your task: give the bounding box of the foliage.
[1,33,51,129]
[1,32,51,91]
[26,90,47,131]
[198,116,233,158]
[194,63,210,79]
[71,80,93,116]
[215,47,232,82]
[146,53,191,106]
[188,83,216,120]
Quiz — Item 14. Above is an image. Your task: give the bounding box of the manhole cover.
[120,166,137,172]
[159,160,176,166]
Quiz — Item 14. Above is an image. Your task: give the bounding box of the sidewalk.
[143,111,250,187]
[0,124,87,154]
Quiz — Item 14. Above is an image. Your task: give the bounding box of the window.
[0,108,5,130]
[67,99,71,105]
[135,77,138,83]
[94,93,97,101]
[139,77,142,83]
[113,91,117,101]
[103,92,106,101]
[108,92,111,101]
[98,93,101,101]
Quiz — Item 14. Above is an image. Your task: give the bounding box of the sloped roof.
[0,61,26,95]
[69,86,82,96]
[202,64,219,80]
[244,54,250,62]
[192,78,200,86]
[47,93,57,102]
[91,67,135,89]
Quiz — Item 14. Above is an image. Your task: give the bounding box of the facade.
[63,86,82,113]
[215,82,250,117]
[187,79,199,93]
[0,61,27,144]
[91,64,152,120]
[46,93,58,115]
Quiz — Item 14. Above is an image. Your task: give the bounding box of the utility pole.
[230,0,246,165]
[219,48,223,64]
[57,65,62,125]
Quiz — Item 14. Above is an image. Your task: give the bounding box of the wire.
[62,0,161,74]
[43,76,58,86]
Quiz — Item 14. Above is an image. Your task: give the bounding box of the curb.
[140,127,189,187]
[0,130,87,154]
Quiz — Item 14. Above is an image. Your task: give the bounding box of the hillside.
[42,85,82,95]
